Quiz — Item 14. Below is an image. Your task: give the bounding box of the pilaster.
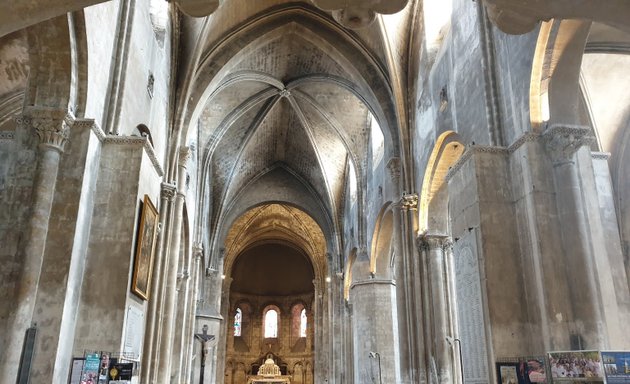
[417,235,454,384]
[543,124,605,349]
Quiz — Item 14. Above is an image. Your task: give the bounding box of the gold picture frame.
[131,195,159,300]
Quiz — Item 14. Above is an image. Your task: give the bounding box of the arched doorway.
[218,203,328,384]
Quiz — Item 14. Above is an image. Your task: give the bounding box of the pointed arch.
[419,131,465,234]
[370,203,395,277]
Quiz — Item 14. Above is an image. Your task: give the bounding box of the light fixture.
[325,276,331,283]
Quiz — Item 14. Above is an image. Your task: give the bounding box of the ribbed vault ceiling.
[195,4,391,243]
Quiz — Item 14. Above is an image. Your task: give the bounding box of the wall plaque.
[123,305,144,360]
[454,230,490,384]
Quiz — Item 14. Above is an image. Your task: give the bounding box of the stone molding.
[445,127,595,181]
[102,135,164,176]
[542,124,594,164]
[507,132,539,153]
[84,118,165,177]
[0,90,24,127]
[445,148,471,182]
[0,131,15,141]
[350,278,396,290]
[591,152,611,160]
[195,313,224,321]
[161,182,177,201]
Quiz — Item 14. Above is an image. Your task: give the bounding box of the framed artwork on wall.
[131,195,159,300]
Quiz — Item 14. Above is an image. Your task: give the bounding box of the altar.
[247,355,291,384]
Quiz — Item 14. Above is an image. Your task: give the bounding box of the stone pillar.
[157,146,191,382]
[313,278,324,384]
[182,243,204,381]
[400,193,426,384]
[0,108,71,383]
[351,276,401,384]
[142,182,176,384]
[542,125,604,348]
[171,147,193,383]
[209,274,230,384]
[419,235,454,384]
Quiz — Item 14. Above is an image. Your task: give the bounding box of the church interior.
[1,0,630,383]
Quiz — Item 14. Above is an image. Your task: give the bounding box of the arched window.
[291,303,307,340]
[264,309,278,338]
[300,308,307,337]
[234,308,242,337]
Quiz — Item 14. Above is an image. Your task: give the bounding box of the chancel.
[247,355,291,384]
[1,1,630,384]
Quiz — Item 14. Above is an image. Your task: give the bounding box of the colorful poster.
[548,351,604,383]
[496,357,547,384]
[601,351,630,384]
[80,353,100,384]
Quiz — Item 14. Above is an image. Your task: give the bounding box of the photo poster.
[601,351,630,384]
[547,351,604,384]
[496,357,547,384]
[80,353,100,384]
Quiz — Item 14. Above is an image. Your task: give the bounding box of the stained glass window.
[234,308,242,336]
[264,309,278,338]
[300,308,307,337]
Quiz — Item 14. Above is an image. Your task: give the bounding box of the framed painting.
[131,195,159,300]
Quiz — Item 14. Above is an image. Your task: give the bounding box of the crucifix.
[194,324,215,384]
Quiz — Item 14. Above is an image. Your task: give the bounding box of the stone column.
[142,182,176,384]
[0,108,71,383]
[157,146,191,382]
[211,274,231,384]
[543,125,604,348]
[182,243,204,381]
[400,193,426,383]
[419,235,454,384]
[172,147,193,383]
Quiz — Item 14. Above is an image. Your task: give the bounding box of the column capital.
[416,234,452,252]
[160,182,177,201]
[543,124,594,164]
[193,242,204,260]
[386,157,401,182]
[18,107,74,152]
[400,192,419,211]
[178,145,192,166]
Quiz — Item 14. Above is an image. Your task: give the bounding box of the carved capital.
[417,234,452,253]
[386,157,401,182]
[400,193,419,211]
[179,145,192,165]
[312,0,409,29]
[161,182,177,201]
[193,242,204,260]
[20,107,74,152]
[543,125,594,165]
